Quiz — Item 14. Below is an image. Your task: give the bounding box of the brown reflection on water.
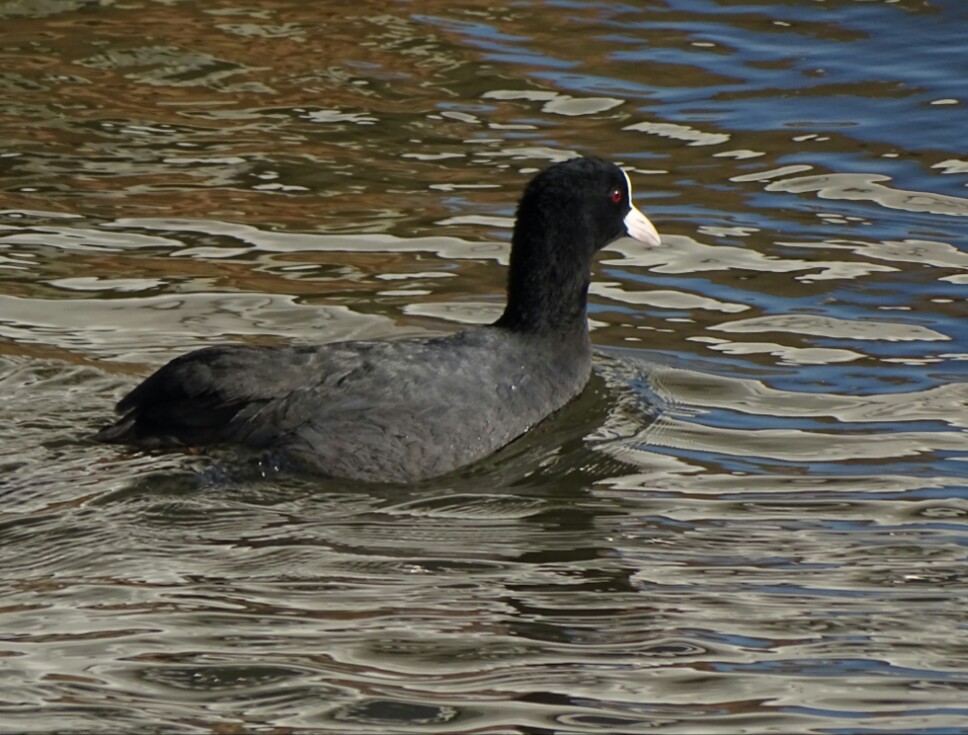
[1,0,504,225]
[0,0,785,234]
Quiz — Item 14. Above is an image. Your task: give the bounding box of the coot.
[96,156,661,482]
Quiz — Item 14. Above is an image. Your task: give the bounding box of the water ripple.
[1,0,966,732]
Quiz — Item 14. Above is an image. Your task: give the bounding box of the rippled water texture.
[1,1,967,733]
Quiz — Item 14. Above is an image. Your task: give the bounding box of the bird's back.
[97,326,592,482]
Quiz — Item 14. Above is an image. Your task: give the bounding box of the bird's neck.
[494,223,593,336]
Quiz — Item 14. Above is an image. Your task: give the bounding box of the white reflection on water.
[766,172,968,218]
[104,217,509,262]
[604,233,901,280]
[0,291,395,361]
[690,337,865,365]
[711,314,950,343]
[483,89,625,116]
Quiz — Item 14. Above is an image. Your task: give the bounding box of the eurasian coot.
[96,156,661,482]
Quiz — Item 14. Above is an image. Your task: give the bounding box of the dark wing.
[94,344,359,447]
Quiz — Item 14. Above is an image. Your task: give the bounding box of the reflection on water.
[1,0,966,732]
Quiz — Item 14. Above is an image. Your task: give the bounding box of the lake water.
[1,0,967,733]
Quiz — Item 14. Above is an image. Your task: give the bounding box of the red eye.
[610,188,623,204]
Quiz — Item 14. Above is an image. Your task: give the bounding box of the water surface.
[1,1,966,733]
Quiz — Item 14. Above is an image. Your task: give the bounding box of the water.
[1,0,967,732]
